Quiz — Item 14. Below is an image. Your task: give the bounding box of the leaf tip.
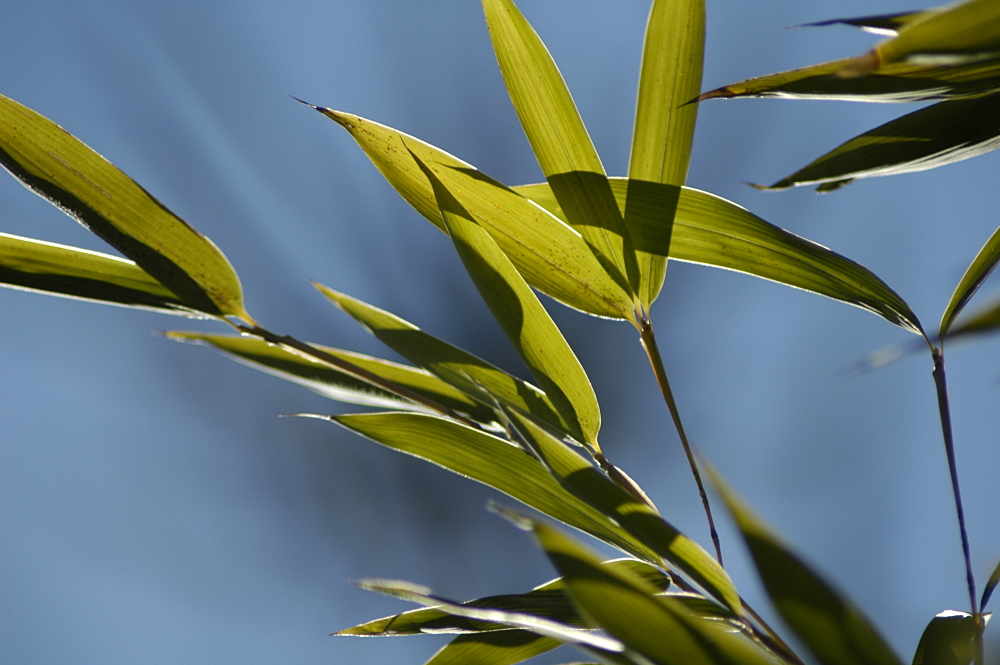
[486,500,534,531]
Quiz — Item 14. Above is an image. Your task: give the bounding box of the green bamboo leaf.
[507,410,740,615]
[316,284,580,442]
[911,611,979,665]
[425,632,561,665]
[515,179,923,334]
[983,558,1000,609]
[759,92,1000,192]
[482,0,638,296]
[0,232,203,316]
[418,155,601,450]
[710,471,904,665]
[338,559,669,636]
[311,107,632,319]
[803,12,929,36]
[0,94,250,321]
[628,0,705,307]
[325,412,660,564]
[165,331,495,419]
[516,514,781,665]
[696,57,1000,103]
[944,294,1000,339]
[940,221,1000,338]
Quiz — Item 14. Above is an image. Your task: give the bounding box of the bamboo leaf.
[316,284,579,442]
[507,410,740,615]
[984,558,1000,609]
[515,179,923,334]
[940,221,1000,338]
[911,611,979,665]
[944,294,1000,339]
[0,232,204,316]
[710,471,904,665]
[515,513,781,665]
[418,154,602,450]
[482,0,638,296]
[425,632,561,665]
[325,412,660,564]
[628,0,705,307]
[165,331,495,419]
[696,57,1000,103]
[759,92,1000,192]
[311,107,632,319]
[803,12,929,36]
[0,94,250,321]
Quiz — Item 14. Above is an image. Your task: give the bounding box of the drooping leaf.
[482,0,638,296]
[316,285,577,442]
[510,512,782,665]
[0,94,250,321]
[940,220,1000,338]
[759,92,1000,192]
[0,232,202,316]
[419,155,601,449]
[911,611,979,665]
[165,331,496,419]
[802,12,929,36]
[515,179,923,334]
[983,558,1000,609]
[425,631,561,665]
[696,56,1000,103]
[507,410,740,615]
[628,0,705,307]
[311,106,632,319]
[325,412,660,564]
[710,471,904,665]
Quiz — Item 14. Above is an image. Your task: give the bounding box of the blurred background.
[2,1,998,663]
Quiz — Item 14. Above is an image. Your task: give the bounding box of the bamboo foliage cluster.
[1,1,999,664]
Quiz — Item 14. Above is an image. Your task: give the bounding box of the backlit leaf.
[945,294,1000,339]
[983,558,1000,609]
[515,179,923,334]
[759,92,1000,192]
[711,471,904,665]
[0,94,249,321]
[0,232,199,316]
[911,611,978,665]
[425,632,561,665]
[628,0,705,307]
[940,220,1000,338]
[482,0,638,295]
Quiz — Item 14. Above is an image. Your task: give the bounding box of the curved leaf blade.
[165,331,495,419]
[421,156,601,449]
[327,412,660,564]
[983,558,1000,610]
[911,611,978,665]
[482,0,638,294]
[803,12,929,36]
[515,179,923,334]
[761,93,1000,192]
[940,220,1000,337]
[0,94,249,321]
[628,0,705,307]
[710,471,904,665]
[312,107,632,319]
[0,232,202,315]
[944,294,1000,339]
[425,632,561,665]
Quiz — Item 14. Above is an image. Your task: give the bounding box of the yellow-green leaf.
[515,179,923,334]
[0,232,200,316]
[911,611,980,665]
[0,94,249,321]
[628,0,705,307]
[425,632,561,665]
[482,0,638,296]
[420,155,601,449]
[944,294,1000,339]
[711,471,903,665]
[312,107,632,319]
[983,558,1000,609]
[165,331,495,420]
[940,221,1000,338]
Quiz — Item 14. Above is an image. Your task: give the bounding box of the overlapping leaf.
[711,472,904,665]
[515,179,923,334]
[482,0,638,296]
[312,106,632,319]
[911,611,981,665]
[325,412,660,564]
[628,0,705,307]
[0,232,202,315]
[507,411,740,614]
[424,631,561,665]
[165,331,495,419]
[940,221,1000,338]
[316,284,578,441]
[759,92,1000,192]
[0,94,249,321]
[421,154,601,449]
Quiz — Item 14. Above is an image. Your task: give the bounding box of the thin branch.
[741,598,807,665]
[638,315,723,566]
